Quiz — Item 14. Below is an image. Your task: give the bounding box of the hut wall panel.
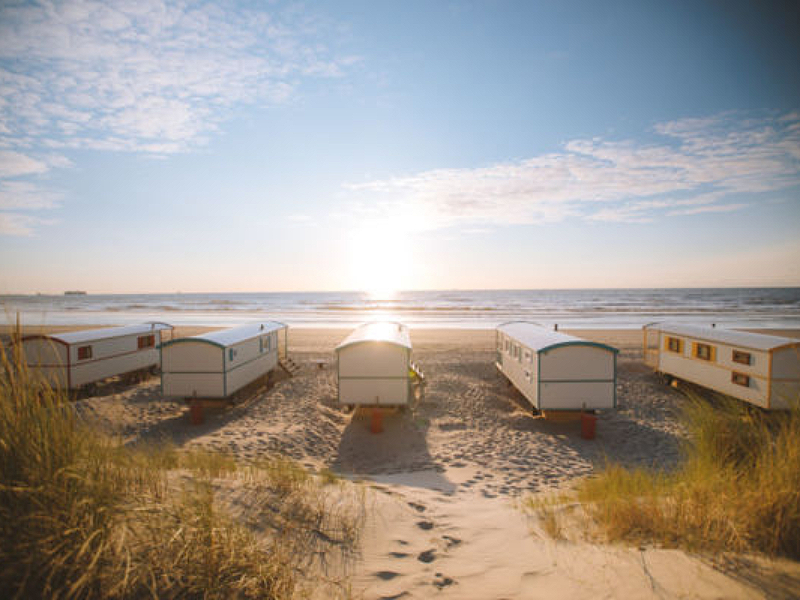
[21,339,68,387]
[224,338,260,370]
[540,381,615,410]
[22,338,66,366]
[71,347,158,387]
[68,335,135,363]
[497,342,537,407]
[32,365,69,388]
[225,351,277,396]
[770,347,800,409]
[540,346,614,380]
[162,373,224,398]
[339,378,408,405]
[161,343,221,372]
[771,346,800,379]
[659,350,769,407]
[338,344,407,377]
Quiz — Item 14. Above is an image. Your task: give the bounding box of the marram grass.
[0,335,362,599]
[528,391,800,558]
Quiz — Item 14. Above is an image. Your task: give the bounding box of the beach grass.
[0,336,362,599]
[527,391,800,558]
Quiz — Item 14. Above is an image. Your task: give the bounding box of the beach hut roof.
[644,322,799,351]
[497,321,618,353]
[336,321,412,351]
[164,322,287,349]
[26,322,173,345]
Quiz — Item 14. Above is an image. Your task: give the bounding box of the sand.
[13,326,800,598]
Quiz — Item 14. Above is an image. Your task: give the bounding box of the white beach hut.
[335,322,423,407]
[19,322,174,390]
[495,321,618,412]
[160,322,287,399]
[643,322,800,410]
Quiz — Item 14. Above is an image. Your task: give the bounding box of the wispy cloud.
[345,113,800,228]
[0,181,61,210]
[0,150,49,178]
[0,212,51,236]
[0,0,353,235]
[0,0,350,155]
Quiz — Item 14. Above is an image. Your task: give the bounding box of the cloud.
[667,203,748,217]
[345,113,800,228]
[0,0,351,155]
[0,150,49,177]
[0,212,51,236]
[0,0,354,236]
[0,181,61,210]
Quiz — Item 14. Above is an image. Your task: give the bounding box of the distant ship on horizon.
[63,290,87,295]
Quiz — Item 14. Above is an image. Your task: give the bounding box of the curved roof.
[497,321,618,354]
[644,322,800,351]
[336,321,411,352]
[24,322,173,345]
[161,321,286,349]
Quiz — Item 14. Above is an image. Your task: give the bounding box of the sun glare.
[347,221,412,299]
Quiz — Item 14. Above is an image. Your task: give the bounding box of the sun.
[347,221,411,299]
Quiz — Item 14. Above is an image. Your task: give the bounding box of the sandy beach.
[8,325,800,598]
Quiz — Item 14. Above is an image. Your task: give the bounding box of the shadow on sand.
[331,407,456,493]
[124,371,283,449]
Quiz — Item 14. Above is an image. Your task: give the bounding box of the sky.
[0,0,799,294]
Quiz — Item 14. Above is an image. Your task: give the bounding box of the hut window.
[266,336,271,351]
[77,345,92,360]
[504,339,510,352]
[259,338,263,353]
[665,337,683,353]
[732,350,751,365]
[524,350,532,362]
[137,335,155,349]
[731,371,750,387]
[693,342,715,362]
[228,348,237,361]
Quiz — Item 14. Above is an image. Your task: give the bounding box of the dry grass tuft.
[527,390,800,558]
[0,329,363,599]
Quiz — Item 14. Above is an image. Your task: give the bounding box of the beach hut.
[643,322,800,410]
[335,321,423,407]
[160,322,287,399]
[19,322,174,390]
[495,321,618,412]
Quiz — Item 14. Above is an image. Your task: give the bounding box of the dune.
[15,325,800,598]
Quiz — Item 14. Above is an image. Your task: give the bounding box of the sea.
[2,289,800,330]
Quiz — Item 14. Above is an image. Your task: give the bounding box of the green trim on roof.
[159,338,225,350]
[539,341,619,354]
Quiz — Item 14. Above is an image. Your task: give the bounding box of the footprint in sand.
[417,521,434,530]
[433,573,455,588]
[389,551,410,558]
[408,502,426,513]
[418,549,436,563]
[375,571,401,581]
[442,535,461,548]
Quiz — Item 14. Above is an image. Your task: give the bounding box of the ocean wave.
[316,304,502,312]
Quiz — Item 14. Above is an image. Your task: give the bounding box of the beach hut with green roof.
[495,321,618,412]
[160,322,287,399]
[336,321,424,408]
